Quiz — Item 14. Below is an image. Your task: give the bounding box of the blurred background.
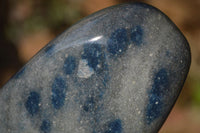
[0,0,200,132]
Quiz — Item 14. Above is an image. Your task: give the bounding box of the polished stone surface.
[0,2,190,133]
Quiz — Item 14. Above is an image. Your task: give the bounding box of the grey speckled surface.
[0,2,190,133]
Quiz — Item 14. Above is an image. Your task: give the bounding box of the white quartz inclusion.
[77,59,94,78]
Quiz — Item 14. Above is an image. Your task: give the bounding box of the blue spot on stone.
[40,119,51,133]
[105,119,122,133]
[166,51,171,57]
[45,44,55,55]
[146,68,169,124]
[63,56,76,75]
[25,91,40,116]
[82,43,105,72]
[130,25,143,46]
[14,67,25,78]
[83,96,95,112]
[51,76,67,109]
[146,95,162,124]
[152,68,169,96]
[107,28,129,56]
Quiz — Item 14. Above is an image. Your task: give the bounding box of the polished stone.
[0,2,190,133]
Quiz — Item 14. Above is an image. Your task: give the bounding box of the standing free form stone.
[0,2,190,133]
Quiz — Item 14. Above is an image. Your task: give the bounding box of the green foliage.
[6,0,83,43]
[192,79,200,105]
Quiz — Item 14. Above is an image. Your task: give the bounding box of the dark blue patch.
[40,119,51,133]
[151,69,169,96]
[107,28,129,56]
[25,91,40,116]
[14,67,25,78]
[146,68,169,124]
[83,96,95,112]
[82,43,105,72]
[130,26,143,46]
[63,56,76,75]
[146,95,162,124]
[105,119,122,133]
[45,44,55,55]
[51,76,67,109]
[166,51,170,57]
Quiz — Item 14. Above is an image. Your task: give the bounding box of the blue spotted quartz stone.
[0,2,191,133]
